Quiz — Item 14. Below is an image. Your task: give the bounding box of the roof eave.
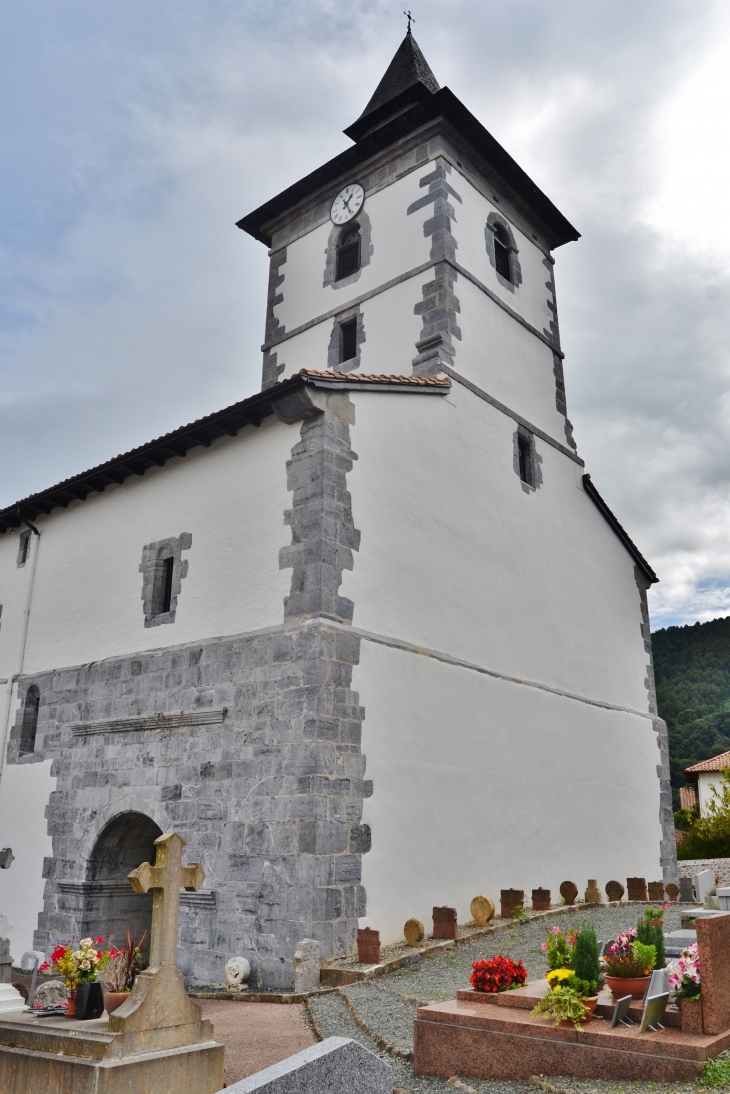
[237,87,579,251]
[582,474,658,586]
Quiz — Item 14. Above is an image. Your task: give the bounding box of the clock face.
[330,183,365,225]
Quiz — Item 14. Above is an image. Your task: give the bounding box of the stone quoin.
[0,26,675,989]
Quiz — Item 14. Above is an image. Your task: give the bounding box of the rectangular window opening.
[19,533,31,565]
[494,239,511,281]
[340,319,358,363]
[336,240,360,281]
[161,557,174,614]
[518,435,532,486]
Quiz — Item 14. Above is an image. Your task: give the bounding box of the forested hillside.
[652,616,730,803]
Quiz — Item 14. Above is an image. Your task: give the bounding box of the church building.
[0,31,676,989]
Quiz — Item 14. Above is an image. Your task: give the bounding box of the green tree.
[678,768,730,859]
[636,908,666,969]
[571,925,600,991]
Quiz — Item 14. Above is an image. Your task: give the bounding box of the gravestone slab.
[500,889,524,918]
[226,956,251,992]
[605,880,624,902]
[293,939,320,993]
[222,1036,392,1093]
[357,928,380,965]
[679,877,695,902]
[664,930,697,957]
[19,952,43,972]
[34,980,67,1008]
[433,907,458,940]
[531,888,551,912]
[696,911,730,1034]
[695,870,715,904]
[0,985,24,1014]
[665,882,680,902]
[470,896,495,927]
[559,881,578,906]
[648,881,666,902]
[0,940,11,985]
[404,919,424,947]
[626,877,648,901]
[584,880,602,904]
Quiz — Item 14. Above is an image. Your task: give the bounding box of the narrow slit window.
[493,224,512,282]
[18,532,31,566]
[161,556,174,614]
[518,434,532,486]
[340,318,358,363]
[336,225,361,281]
[19,685,40,756]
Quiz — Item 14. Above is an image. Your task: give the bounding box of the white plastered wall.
[454,277,567,440]
[357,640,662,943]
[0,761,54,960]
[341,386,661,941]
[697,773,727,817]
[452,166,554,334]
[2,415,293,675]
[342,387,650,708]
[273,168,431,335]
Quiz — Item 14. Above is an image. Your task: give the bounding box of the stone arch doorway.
[81,812,162,950]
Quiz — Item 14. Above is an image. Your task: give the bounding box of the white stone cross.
[128,831,204,971]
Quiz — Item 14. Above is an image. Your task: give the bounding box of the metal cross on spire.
[403,10,415,33]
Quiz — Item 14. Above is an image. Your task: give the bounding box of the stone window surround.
[18,684,40,757]
[323,211,373,291]
[513,426,542,493]
[327,306,366,373]
[139,533,192,628]
[486,213,522,293]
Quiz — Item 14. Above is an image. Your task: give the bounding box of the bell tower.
[238,28,580,451]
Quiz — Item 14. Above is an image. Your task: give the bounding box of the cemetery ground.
[274,904,727,1094]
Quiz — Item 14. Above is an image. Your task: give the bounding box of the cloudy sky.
[1,0,729,629]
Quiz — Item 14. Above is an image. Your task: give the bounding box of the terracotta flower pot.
[66,991,76,1018]
[103,991,129,1016]
[581,996,599,1016]
[604,974,651,999]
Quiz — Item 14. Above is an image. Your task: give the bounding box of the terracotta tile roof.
[685,751,730,777]
[300,370,450,387]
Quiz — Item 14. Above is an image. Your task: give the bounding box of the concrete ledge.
[222,1035,391,1093]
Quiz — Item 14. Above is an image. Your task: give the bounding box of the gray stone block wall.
[9,400,370,991]
[635,567,678,884]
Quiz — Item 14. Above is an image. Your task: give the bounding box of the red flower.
[38,961,50,973]
[95,936,104,945]
[470,955,528,994]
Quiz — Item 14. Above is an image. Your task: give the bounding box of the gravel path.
[309,905,717,1094]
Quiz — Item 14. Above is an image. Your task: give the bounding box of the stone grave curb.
[188,900,691,1000]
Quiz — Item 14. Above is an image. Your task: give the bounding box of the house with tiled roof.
[685,752,730,816]
[0,29,675,988]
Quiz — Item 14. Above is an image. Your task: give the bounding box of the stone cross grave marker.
[109,830,212,1047]
[559,881,578,906]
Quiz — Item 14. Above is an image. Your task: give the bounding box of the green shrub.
[636,908,666,969]
[571,926,600,991]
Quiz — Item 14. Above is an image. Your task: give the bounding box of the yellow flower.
[546,968,573,984]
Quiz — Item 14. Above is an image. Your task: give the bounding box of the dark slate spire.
[358,29,440,121]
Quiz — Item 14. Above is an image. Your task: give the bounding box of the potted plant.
[101,928,149,1015]
[636,905,668,968]
[532,975,596,1029]
[602,930,656,998]
[667,943,702,1033]
[470,955,528,994]
[541,925,576,970]
[39,937,109,1017]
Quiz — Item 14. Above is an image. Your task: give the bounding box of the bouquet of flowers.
[541,926,575,970]
[39,937,109,991]
[602,930,656,978]
[667,944,701,999]
[470,955,528,993]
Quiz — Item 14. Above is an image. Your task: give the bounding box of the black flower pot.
[75,982,104,1020]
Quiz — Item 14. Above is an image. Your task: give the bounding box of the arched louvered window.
[19,685,40,756]
[493,223,512,283]
[336,224,361,281]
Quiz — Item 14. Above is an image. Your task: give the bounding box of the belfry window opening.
[19,685,40,756]
[340,318,358,364]
[493,223,512,282]
[336,224,361,281]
